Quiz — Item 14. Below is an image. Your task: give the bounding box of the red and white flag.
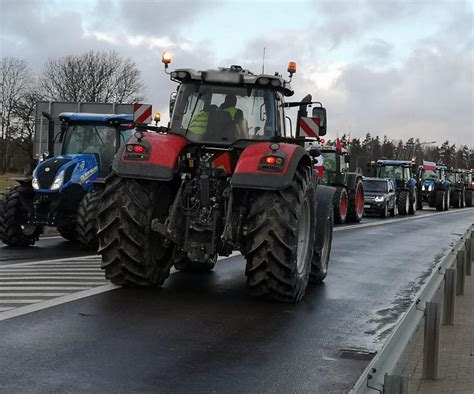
[423,160,437,171]
[314,154,324,178]
[299,117,320,138]
[133,103,152,124]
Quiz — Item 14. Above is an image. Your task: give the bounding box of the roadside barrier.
[350,224,473,394]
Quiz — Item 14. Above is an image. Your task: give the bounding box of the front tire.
[0,186,41,247]
[76,191,101,250]
[244,167,316,302]
[98,175,175,286]
[398,190,410,215]
[435,190,445,211]
[381,203,389,218]
[408,188,417,215]
[309,200,333,284]
[466,190,473,207]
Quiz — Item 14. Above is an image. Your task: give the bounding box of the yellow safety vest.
[224,107,238,120]
[188,111,208,135]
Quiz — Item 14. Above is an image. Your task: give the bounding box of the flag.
[423,160,437,171]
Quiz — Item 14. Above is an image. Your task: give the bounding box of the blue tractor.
[372,160,418,215]
[0,112,134,249]
[416,164,450,211]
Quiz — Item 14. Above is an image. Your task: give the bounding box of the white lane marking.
[0,276,106,280]
[0,293,68,297]
[0,284,119,321]
[334,208,474,232]
[0,255,99,269]
[0,286,91,291]
[0,281,107,286]
[0,268,102,272]
[217,251,241,260]
[40,236,63,240]
[0,299,43,304]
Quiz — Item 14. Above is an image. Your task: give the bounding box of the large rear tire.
[76,191,100,250]
[444,189,450,211]
[435,190,445,211]
[244,167,316,302]
[466,190,473,207]
[98,175,175,286]
[333,187,348,224]
[408,187,417,215]
[452,190,460,208]
[0,186,41,247]
[347,179,364,223]
[58,225,77,241]
[398,190,410,215]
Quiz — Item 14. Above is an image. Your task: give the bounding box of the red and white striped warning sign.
[133,103,152,124]
[299,117,320,138]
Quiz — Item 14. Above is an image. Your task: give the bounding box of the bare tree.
[39,51,144,103]
[0,57,33,173]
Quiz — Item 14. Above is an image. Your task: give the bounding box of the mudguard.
[231,143,312,190]
[315,185,336,251]
[113,133,188,181]
[346,173,362,190]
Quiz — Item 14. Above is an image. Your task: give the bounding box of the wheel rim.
[21,224,37,237]
[340,192,348,219]
[296,199,311,275]
[356,185,364,215]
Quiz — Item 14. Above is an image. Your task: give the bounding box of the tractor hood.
[33,154,99,192]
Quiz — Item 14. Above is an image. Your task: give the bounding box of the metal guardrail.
[350,223,473,394]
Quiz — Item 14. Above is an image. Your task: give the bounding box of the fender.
[113,133,188,181]
[346,173,361,190]
[407,178,417,189]
[231,143,312,190]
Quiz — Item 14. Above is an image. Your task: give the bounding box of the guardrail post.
[423,302,441,379]
[456,247,465,295]
[383,373,409,393]
[443,268,456,325]
[466,232,472,276]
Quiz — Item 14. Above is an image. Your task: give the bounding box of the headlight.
[32,177,39,190]
[374,196,384,202]
[50,171,65,190]
[428,184,433,191]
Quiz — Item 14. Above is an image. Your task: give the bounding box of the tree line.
[327,134,473,173]
[0,52,144,174]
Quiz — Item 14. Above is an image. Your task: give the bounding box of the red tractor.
[97,55,335,302]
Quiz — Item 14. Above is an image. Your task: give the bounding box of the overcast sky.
[1,0,472,146]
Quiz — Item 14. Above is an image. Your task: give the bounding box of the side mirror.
[169,92,177,118]
[312,107,327,136]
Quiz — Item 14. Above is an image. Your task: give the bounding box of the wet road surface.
[0,208,473,392]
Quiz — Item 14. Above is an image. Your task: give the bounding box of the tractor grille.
[37,158,70,189]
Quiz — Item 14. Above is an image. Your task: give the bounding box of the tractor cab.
[375,160,415,190]
[164,62,326,147]
[318,146,349,185]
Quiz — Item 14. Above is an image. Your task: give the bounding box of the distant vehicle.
[416,162,450,211]
[447,169,467,208]
[461,170,473,207]
[0,112,136,249]
[362,177,397,217]
[371,160,418,215]
[307,143,364,224]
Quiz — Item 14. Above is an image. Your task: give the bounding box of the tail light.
[125,144,149,160]
[259,154,286,172]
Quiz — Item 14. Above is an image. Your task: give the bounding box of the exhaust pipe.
[42,112,55,158]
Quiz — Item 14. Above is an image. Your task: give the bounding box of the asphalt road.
[0,208,473,392]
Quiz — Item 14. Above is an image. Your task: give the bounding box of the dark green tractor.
[317,146,364,224]
[447,169,467,208]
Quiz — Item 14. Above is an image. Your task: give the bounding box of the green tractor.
[447,169,468,208]
[462,170,474,207]
[308,143,364,224]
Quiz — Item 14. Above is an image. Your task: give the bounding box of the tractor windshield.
[322,152,337,172]
[170,82,280,144]
[377,165,409,181]
[422,169,438,180]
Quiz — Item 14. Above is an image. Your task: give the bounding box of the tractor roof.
[437,165,448,170]
[170,65,294,97]
[59,113,133,124]
[376,159,413,167]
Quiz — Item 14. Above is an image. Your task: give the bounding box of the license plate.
[364,205,371,208]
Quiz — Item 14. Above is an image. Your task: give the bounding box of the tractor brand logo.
[44,167,50,172]
[80,166,98,184]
